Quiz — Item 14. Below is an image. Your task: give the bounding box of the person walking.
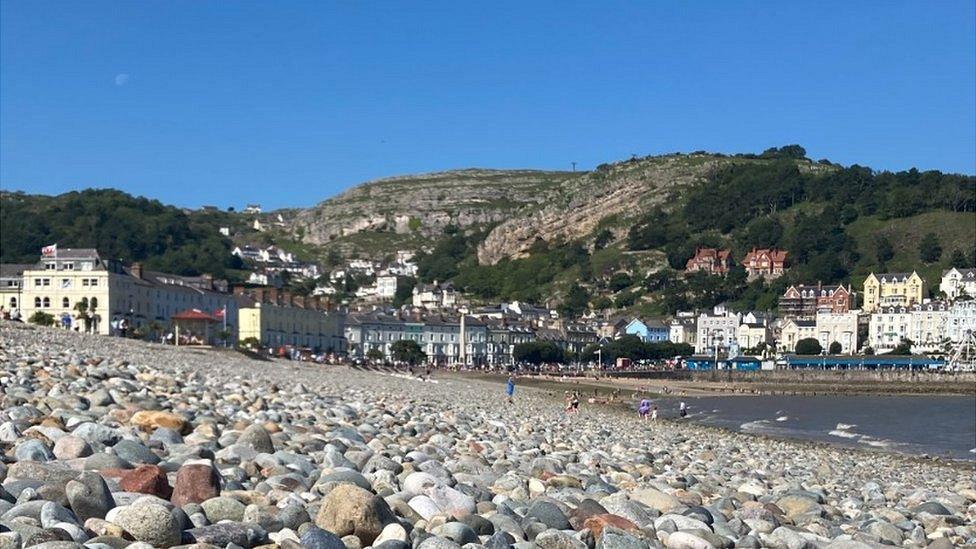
[506,375,516,403]
[638,399,651,420]
[651,405,659,422]
[679,401,688,418]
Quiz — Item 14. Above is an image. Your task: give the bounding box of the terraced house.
[345,311,488,365]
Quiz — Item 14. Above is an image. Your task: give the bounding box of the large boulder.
[315,484,397,545]
[111,503,181,547]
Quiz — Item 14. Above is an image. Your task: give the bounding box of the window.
[42,297,50,308]
[63,263,74,270]
[35,278,42,287]
[61,278,71,289]
[82,279,89,287]
[34,297,41,307]
[43,278,50,286]
[62,297,70,308]
[9,297,16,309]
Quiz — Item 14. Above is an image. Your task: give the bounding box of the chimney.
[131,262,143,280]
[268,288,279,305]
[201,273,214,290]
[282,291,293,307]
[252,287,265,303]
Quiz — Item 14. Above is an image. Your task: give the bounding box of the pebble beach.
[0,322,973,549]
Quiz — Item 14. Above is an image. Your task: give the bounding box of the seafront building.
[695,306,740,355]
[861,271,926,313]
[17,249,239,341]
[235,287,345,352]
[940,267,976,301]
[814,311,860,355]
[0,264,29,313]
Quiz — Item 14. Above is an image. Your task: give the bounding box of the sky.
[1,1,974,210]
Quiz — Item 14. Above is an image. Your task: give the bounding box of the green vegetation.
[391,340,425,364]
[512,341,565,364]
[28,311,55,326]
[795,338,822,355]
[0,190,244,278]
[366,348,385,362]
[580,335,694,363]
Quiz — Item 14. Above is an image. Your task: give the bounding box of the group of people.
[638,399,688,421]
[503,376,689,421]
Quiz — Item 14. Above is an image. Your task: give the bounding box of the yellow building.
[237,288,345,352]
[861,271,926,313]
[19,248,238,340]
[0,264,30,315]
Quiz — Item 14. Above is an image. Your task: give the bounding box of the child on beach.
[651,405,658,421]
[506,376,515,403]
[679,401,688,418]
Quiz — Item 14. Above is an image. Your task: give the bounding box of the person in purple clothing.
[638,399,651,420]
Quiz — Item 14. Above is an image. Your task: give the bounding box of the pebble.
[0,322,972,549]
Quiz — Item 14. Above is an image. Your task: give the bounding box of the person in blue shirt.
[506,375,515,403]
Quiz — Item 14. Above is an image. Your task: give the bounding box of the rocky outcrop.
[477,155,728,264]
[287,169,576,250]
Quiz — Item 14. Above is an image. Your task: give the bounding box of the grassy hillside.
[847,211,976,291]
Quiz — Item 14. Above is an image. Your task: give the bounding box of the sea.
[652,394,976,460]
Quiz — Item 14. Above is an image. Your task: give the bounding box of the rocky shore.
[0,322,973,549]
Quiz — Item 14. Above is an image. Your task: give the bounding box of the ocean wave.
[828,429,860,439]
[740,420,771,432]
[775,416,789,422]
[859,437,891,448]
[836,423,857,430]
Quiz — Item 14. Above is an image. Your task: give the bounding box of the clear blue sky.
[2,1,974,209]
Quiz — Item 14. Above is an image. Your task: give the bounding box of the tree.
[393,277,417,307]
[950,249,968,268]
[608,272,633,292]
[794,338,822,355]
[559,284,590,318]
[29,311,55,326]
[919,233,942,263]
[613,291,638,308]
[828,341,842,355]
[513,341,565,364]
[593,228,613,250]
[890,338,914,355]
[875,235,894,264]
[391,340,425,365]
[591,296,613,310]
[365,348,385,362]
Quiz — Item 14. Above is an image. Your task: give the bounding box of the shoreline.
[449,371,976,468]
[449,369,976,397]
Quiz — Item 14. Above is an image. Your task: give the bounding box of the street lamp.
[712,331,724,369]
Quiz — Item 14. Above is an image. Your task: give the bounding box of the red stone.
[120,465,172,499]
[171,463,220,506]
[583,514,641,538]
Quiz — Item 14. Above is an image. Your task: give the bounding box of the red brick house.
[779,283,855,319]
[685,248,732,275]
[742,248,788,280]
